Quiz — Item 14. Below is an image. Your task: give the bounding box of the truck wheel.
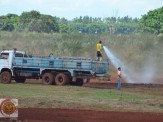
[0,71,12,84]
[55,73,69,85]
[15,78,26,83]
[42,73,54,85]
[75,78,83,86]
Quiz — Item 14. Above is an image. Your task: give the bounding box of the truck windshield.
[0,53,9,59]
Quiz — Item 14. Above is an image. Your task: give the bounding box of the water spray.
[103,46,136,83]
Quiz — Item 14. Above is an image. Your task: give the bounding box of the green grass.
[0,81,162,113]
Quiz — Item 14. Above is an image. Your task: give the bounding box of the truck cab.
[0,49,25,83]
[0,50,13,70]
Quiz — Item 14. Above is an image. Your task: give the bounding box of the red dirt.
[0,108,163,122]
[84,82,163,89]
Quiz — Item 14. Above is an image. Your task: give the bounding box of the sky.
[0,0,162,20]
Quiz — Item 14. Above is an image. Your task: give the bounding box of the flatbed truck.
[0,49,109,86]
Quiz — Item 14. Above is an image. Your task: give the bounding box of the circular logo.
[0,99,18,117]
[2,102,16,115]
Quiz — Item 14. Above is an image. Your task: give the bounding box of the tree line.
[0,7,162,34]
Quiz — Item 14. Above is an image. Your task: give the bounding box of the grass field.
[0,81,162,113]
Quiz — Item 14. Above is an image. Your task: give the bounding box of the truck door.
[0,53,9,70]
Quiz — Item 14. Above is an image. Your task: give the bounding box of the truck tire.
[55,73,69,85]
[75,78,84,86]
[15,78,26,83]
[0,71,12,84]
[42,73,54,85]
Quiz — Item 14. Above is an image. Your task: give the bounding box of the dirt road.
[1,108,163,122]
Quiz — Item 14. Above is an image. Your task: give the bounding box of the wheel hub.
[45,77,50,82]
[58,77,63,82]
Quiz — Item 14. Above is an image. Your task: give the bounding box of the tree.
[115,23,137,34]
[0,21,14,31]
[70,23,87,33]
[87,23,107,34]
[39,15,59,33]
[83,16,92,24]
[20,10,40,25]
[0,15,16,31]
[0,11,141,34]
[139,7,163,34]
[19,11,59,33]
[60,18,68,25]
[6,14,19,27]
[59,24,70,33]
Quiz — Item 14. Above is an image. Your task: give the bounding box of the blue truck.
[0,49,109,86]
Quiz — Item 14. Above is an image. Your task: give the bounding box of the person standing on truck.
[96,40,103,61]
[117,67,122,90]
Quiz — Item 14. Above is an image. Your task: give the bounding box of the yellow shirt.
[97,43,102,54]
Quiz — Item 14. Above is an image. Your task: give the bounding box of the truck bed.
[13,56,109,76]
